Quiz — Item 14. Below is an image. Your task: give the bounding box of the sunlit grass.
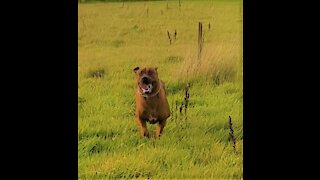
[78,0,242,179]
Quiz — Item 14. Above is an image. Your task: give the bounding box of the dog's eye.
[148,71,153,75]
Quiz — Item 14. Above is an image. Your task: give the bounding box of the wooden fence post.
[198,22,203,59]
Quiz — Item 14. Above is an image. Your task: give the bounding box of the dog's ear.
[133,67,140,74]
[154,67,158,72]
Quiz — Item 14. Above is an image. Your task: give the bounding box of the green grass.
[78,0,243,178]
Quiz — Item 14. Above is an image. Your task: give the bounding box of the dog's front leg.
[156,119,166,138]
[136,118,150,138]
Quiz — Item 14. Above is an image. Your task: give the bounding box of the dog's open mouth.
[141,83,153,94]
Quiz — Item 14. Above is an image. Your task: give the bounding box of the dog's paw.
[143,131,150,138]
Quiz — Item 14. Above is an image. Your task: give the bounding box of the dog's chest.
[148,116,158,124]
[142,110,159,124]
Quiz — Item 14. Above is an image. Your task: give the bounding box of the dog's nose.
[142,77,149,84]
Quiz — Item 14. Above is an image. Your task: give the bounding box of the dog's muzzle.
[140,76,153,94]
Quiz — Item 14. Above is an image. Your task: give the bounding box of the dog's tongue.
[141,84,153,94]
[142,84,150,90]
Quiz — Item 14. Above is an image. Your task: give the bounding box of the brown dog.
[133,66,170,138]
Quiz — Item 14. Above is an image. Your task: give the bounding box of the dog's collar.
[138,85,161,98]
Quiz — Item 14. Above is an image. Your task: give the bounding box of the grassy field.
[78,0,243,179]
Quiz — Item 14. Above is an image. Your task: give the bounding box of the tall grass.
[175,44,241,85]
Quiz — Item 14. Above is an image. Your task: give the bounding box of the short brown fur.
[133,67,170,138]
